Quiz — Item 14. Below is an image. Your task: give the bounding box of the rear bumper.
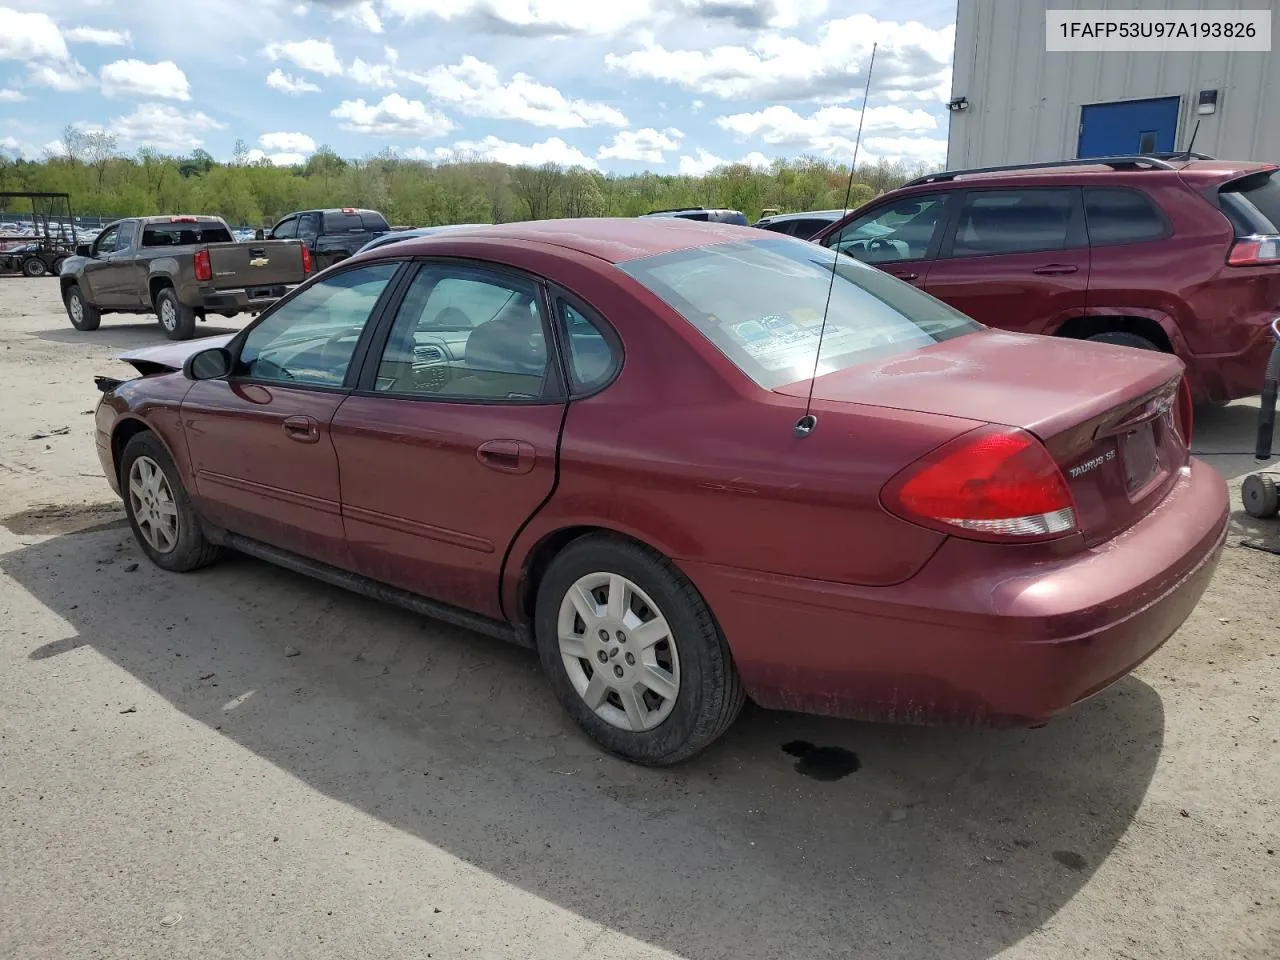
[195,285,293,314]
[683,458,1228,726]
[1185,316,1279,404]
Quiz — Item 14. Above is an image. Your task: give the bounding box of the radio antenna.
[795,41,878,439]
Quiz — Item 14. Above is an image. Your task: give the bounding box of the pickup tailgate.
[205,240,307,290]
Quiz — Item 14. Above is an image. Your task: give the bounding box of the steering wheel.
[313,327,361,376]
[867,237,894,255]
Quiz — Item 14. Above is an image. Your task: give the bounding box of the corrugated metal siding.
[948,0,1280,168]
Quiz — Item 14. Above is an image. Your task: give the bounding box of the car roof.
[375,216,756,264]
[896,157,1274,191]
[756,210,849,223]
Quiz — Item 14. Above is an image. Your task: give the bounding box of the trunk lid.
[206,240,308,291]
[776,330,1189,544]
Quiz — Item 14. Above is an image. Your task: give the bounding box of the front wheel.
[120,432,221,572]
[155,287,196,341]
[1086,331,1161,351]
[64,284,101,331]
[534,536,745,765]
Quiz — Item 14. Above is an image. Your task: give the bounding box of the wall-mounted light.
[946,97,969,112]
[1197,89,1218,116]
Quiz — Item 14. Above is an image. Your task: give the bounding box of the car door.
[180,260,404,565]
[80,223,123,305]
[923,186,1090,336]
[329,261,570,618]
[817,193,953,287]
[102,220,146,307]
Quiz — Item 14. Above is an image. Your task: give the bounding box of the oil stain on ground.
[782,740,861,781]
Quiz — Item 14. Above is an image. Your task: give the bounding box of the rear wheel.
[120,432,221,572]
[22,257,47,278]
[1086,331,1161,351]
[534,535,744,765]
[64,284,101,331]
[155,287,196,341]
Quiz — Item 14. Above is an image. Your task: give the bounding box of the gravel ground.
[0,277,1276,960]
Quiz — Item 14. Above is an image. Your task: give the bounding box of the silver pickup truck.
[59,215,311,340]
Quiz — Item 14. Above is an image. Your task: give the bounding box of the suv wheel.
[64,284,101,331]
[155,287,196,341]
[1086,331,1161,351]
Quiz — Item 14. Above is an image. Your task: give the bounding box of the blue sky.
[1,0,957,173]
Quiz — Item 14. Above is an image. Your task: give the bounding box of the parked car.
[810,155,1280,405]
[752,209,851,239]
[356,223,490,255]
[60,215,312,341]
[641,207,749,225]
[92,218,1227,764]
[268,207,390,271]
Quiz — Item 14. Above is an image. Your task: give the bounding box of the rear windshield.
[1220,170,1280,235]
[618,236,982,390]
[322,210,388,233]
[141,223,233,246]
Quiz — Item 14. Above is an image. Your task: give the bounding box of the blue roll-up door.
[1077,97,1181,158]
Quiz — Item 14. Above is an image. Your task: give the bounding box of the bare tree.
[59,124,88,163]
[510,163,562,220]
[84,131,118,187]
[232,138,249,166]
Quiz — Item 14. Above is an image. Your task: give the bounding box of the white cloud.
[99,60,191,100]
[598,127,681,163]
[0,8,69,61]
[65,26,132,46]
[716,104,937,143]
[348,47,398,88]
[677,147,770,176]
[669,0,828,29]
[0,136,24,158]
[432,135,599,170]
[0,88,27,102]
[860,136,948,166]
[109,102,226,151]
[266,68,321,94]
[331,93,455,137]
[264,38,344,76]
[405,56,626,128]
[245,149,308,166]
[606,14,954,103]
[332,0,383,32]
[28,61,95,92]
[260,131,317,153]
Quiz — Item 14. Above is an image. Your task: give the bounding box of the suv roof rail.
[903,155,1183,188]
[644,207,706,215]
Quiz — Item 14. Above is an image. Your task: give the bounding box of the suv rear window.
[1220,170,1280,235]
[1084,188,1167,245]
[617,236,982,390]
[141,224,233,246]
[323,211,387,232]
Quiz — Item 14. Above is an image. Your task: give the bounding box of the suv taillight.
[193,248,211,282]
[1227,235,1280,266]
[882,426,1078,541]
[300,244,313,273]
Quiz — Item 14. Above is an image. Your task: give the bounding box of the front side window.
[949,188,1078,257]
[270,217,297,240]
[94,226,119,256]
[373,266,553,401]
[115,222,136,252]
[237,262,400,387]
[618,235,982,390]
[823,194,950,263]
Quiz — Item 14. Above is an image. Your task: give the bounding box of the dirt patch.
[2,501,125,536]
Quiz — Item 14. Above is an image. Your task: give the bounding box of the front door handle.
[282,415,320,443]
[889,271,920,282]
[476,439,536,474]
[1032,264,1079,275]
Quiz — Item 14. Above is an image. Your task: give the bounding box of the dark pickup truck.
[60,215,311,340]
[267,207,389,271]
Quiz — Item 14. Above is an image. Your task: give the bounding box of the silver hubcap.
[557,572,680,731]
[69,295,83,323]
[160,300,176,330]
[127,455,179,553]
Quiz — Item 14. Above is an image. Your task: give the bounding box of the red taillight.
[1227,235,1280,266]
[169,216,198,223]
[883,426,1078,541]
[193,248,211,282]
[341,207,357,214]
[1176,376,1194,445]
[300,245,313,273]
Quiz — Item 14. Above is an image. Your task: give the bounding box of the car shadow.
[1,518,1167,960]
[29,323,245,350]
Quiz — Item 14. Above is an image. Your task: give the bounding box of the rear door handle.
[282,415,320,443]
[476,439,536,474]
[1032,264,1079,275]
[889,271,920,281]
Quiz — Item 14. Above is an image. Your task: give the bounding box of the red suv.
[811,155,1280,405]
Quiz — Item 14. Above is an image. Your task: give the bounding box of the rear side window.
[557,299,619,392]
[323,211,366,232]
[950,189,1078,257]
[1220,170,1280,235]
[1084,189,1167,245]
[141,224,234,246]
[360,211,390,231]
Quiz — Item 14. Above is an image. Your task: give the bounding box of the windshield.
[617,236,982,390]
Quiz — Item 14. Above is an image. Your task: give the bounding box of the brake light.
[193,248,211,282]
[300,244,313,273]
[1227,235,1280,266]
[341,207,357,214]
[883,426,1078,540]
[169,216,199,223]
[1176,376,1194,444]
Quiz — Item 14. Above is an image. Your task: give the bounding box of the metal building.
[946,0,1280,169]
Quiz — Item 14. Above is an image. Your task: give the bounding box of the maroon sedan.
[94,218,1229,764]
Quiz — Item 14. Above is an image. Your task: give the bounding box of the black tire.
[119,431,221,573]
[534,535,745,765]
[22,257,47,278]
[64,283,101,331]
[1086,331,1161,351]
[155,286,197,341]
[1242,473,1280,520]
[52,257,66,275]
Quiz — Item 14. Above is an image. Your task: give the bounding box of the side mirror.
[254,228,264,240]
[184,346,233,381]
[76,243,92,257]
